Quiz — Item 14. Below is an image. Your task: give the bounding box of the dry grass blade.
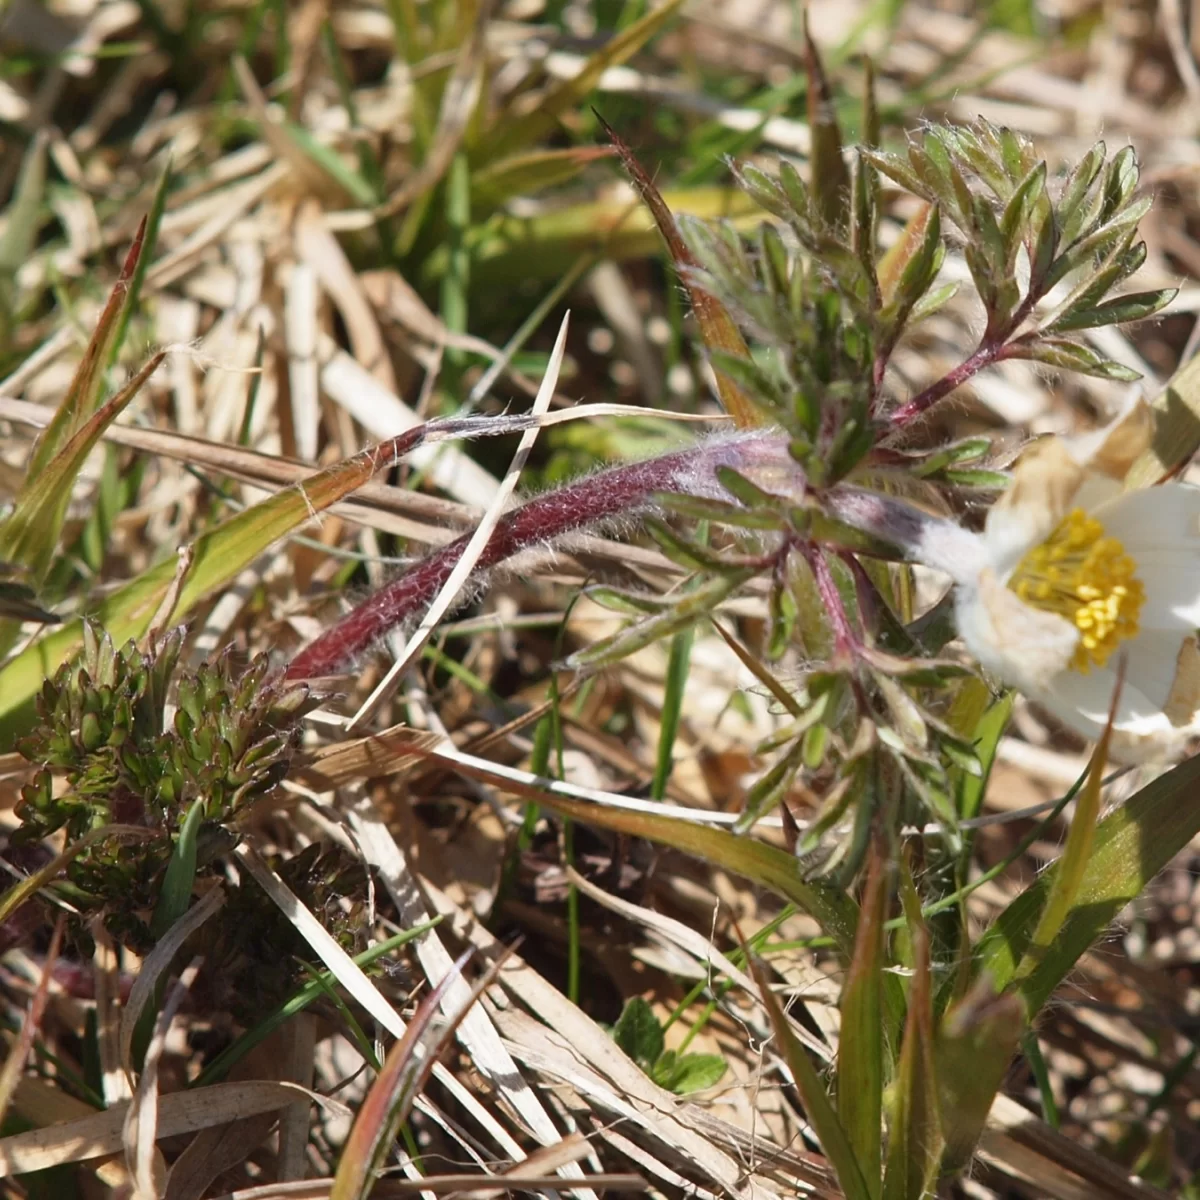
[232,844,523,1160]
[206,1170,645,1200]
[745,939,874,1200]
[233,845,407,1041]
[330,952,469,1200]
[125,957,203,1199]
[395,738,859,950]
[597,115,758,428]
[0,1080,346,1175]
[348,796,594,1197]
[347,312,569,731]
[119,885,225,1075]
[0,916,63,1128]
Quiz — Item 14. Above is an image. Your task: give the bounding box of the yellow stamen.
[1007,507,1144,673]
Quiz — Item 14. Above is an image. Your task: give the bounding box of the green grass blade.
[26,218,148,482]
[1006,696,1112,1004]
[747,945,875,1200]
[651,627,694,802]
[935,980,1024,1172]
[478,0,685,164]
[837,842,885,1196]
[505,789,859,954]
[420,185,761,284]
[975,749,1200,1013]
[0,425,435,743]
[195,923,438,1087]
[151,798,204,940]
[882,859,943,1200]
[471,146,616,212]
[331,954,473,1200]
[0,350,166,587]
[107,160,172,369]
[0,132,47,337]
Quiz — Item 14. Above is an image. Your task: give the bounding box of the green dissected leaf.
[1046,288,1175,334]
[838,845,886,1195]
[567,569,753,669]
[1046,195,1154,291]
[612,997,663,1067]
[584,586,669,616]
[1056,142,1106,247]
[878,205,942,336]
[860,149,929,204]
[1041,230,1144,325]
[658,492,787,531]
[998,160,1045,259]
[1004,336,1141,382]
[909,436,994,478]
[735,732,810,833]
[907,281,958,324]
[479,0,685,164]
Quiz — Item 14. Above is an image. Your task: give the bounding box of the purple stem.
[887,339,1007,430]
[286,432,793,680]
[804,544,858,657]
[887,293,1038,431]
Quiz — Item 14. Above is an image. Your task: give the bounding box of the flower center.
[1007,507,1144,673]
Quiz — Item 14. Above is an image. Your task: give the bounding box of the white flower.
[945,399,1200,759]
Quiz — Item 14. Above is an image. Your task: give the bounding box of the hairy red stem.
[887,292,1038,431]
[286,433,793,680]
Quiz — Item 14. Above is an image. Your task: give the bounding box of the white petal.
[955,569,1078,694]
[982,438,1083,576]
[1033,630,1200,760]
[1061,392,1151,476]
[1034,675,1196,761]
[1072,473,1122,514]
[1091,483,1200,629]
